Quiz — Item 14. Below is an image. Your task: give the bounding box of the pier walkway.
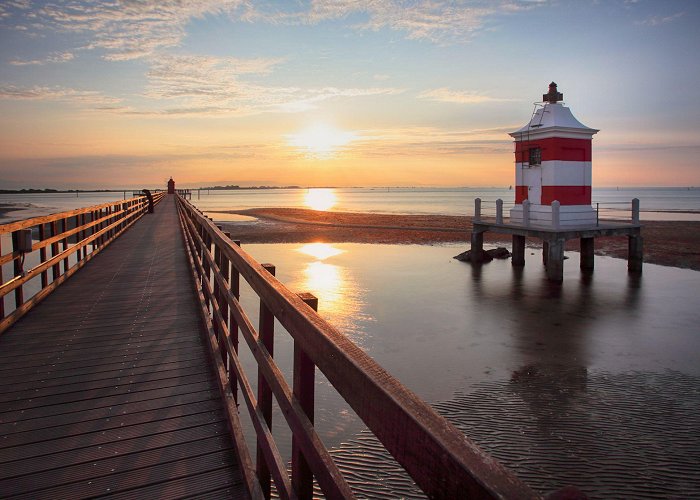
[0,193,542,499]
[0,196,245,498]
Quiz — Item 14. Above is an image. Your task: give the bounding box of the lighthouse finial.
[543,82,563,103]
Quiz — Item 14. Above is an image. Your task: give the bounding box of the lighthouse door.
[528,166,542,205]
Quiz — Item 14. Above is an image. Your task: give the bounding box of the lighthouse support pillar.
[512,235,525,267]
[580,237,595,271]
[546,238,565,282]
[628,235,643,273]
[470,229,485,263]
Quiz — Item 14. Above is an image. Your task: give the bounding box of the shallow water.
[233,242,700,497]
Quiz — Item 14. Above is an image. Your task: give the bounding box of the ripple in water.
[321,369,700,499]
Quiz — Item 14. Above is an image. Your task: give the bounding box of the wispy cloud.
[0,85,120,106]
[637,12,684,26]
[7,1,248,61]
[418,88,515,104]
[9,51,74,66]
[324,126,514,158]
[139,53,403,116]
[290,0,544,43]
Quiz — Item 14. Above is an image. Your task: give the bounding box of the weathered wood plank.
[0,196,246,499]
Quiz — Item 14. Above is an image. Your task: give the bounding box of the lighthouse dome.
[510,102,598,140]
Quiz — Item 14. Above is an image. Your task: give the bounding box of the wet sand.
[214,208,700,271]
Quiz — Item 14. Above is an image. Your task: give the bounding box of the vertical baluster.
[51,220,60,280]
[61,218,68,273]
[230,237,241,403]
[292,292,318,500]
[75,214,82,261]
[0,237,4,318]
[39,224,48,288]
[11,231,24,309]
[257,263,276,500]
[219,233,231,367]
[213,228,222,354]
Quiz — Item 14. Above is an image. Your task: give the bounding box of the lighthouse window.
[529,147,542,166]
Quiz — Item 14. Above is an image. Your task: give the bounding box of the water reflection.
[291,243,371,344]
[297,242,344,260]
[304,188,336,211]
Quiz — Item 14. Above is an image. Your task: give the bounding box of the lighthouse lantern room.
[509,82,599,227]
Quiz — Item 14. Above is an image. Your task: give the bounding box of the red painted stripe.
[514,137,591,163]
[515,185,528,203]
[541,186,592,205]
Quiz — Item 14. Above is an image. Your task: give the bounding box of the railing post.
[552,200,560,229]
[496,198,503,224]
[523,199,531,226]
[632,198,640,224]
[61,218,68,273]
[258,263,276,500]
[0,237,4,318]
[11,231,24,308]
[292,292,318,500]
[51,220,60,280]
[39,224,48,288]
[228,236,241,403]
[474,197,481,221]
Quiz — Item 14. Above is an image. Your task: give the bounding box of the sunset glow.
[0,2,699,189]
[304,188,337,211]
[297,242,344,260]
[288,124,357,159]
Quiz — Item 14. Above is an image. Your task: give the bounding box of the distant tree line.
[198,185,302,190]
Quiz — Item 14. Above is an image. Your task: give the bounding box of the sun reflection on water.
[291,242,372,344]
[297,242,344,260]
[304,188,336,211]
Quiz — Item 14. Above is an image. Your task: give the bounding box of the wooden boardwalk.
[0,196,246,499]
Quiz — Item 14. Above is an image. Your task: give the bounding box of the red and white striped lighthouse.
[509,83,599,226]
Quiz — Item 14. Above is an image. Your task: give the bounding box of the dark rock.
[453,250,493,263]
[486,247,511,259]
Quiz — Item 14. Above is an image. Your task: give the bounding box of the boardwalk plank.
[0,196,246,498]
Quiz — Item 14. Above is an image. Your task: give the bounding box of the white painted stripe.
[541,161,591,185]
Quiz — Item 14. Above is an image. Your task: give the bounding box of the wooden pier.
[0,196,245,498]
[0,194,553,499]
[469,198,643,282]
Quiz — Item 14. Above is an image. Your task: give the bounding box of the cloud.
[6,1,249,61]
[9,51,74,66]
[300,0,543,43]
[321,125,514,158]
[0,84,120,106]
[138,53,403,116]
[418,87,515,104]
[637,12,684,26]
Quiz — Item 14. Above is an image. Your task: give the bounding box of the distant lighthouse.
[167,177,175,194]
[509,83,599,226]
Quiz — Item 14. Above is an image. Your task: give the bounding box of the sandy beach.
[214,208,700,271]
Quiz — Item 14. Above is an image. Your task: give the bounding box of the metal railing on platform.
[176,194,536,500]
[0,192,165,334]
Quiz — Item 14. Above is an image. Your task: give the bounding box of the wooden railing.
[0,192,165,334]
[176,194,537,499]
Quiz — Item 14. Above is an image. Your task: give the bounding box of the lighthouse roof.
[510,102,598,140]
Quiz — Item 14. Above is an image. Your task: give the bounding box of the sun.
[304,188,337,211]
[288,123,356,158]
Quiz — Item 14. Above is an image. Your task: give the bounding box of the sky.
[1,0,699,189]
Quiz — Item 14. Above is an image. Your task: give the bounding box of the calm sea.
[1,187,700,223]
[2,187,700,497]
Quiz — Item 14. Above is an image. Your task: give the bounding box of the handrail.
[176,194,537,499]
[0,192,166,334]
